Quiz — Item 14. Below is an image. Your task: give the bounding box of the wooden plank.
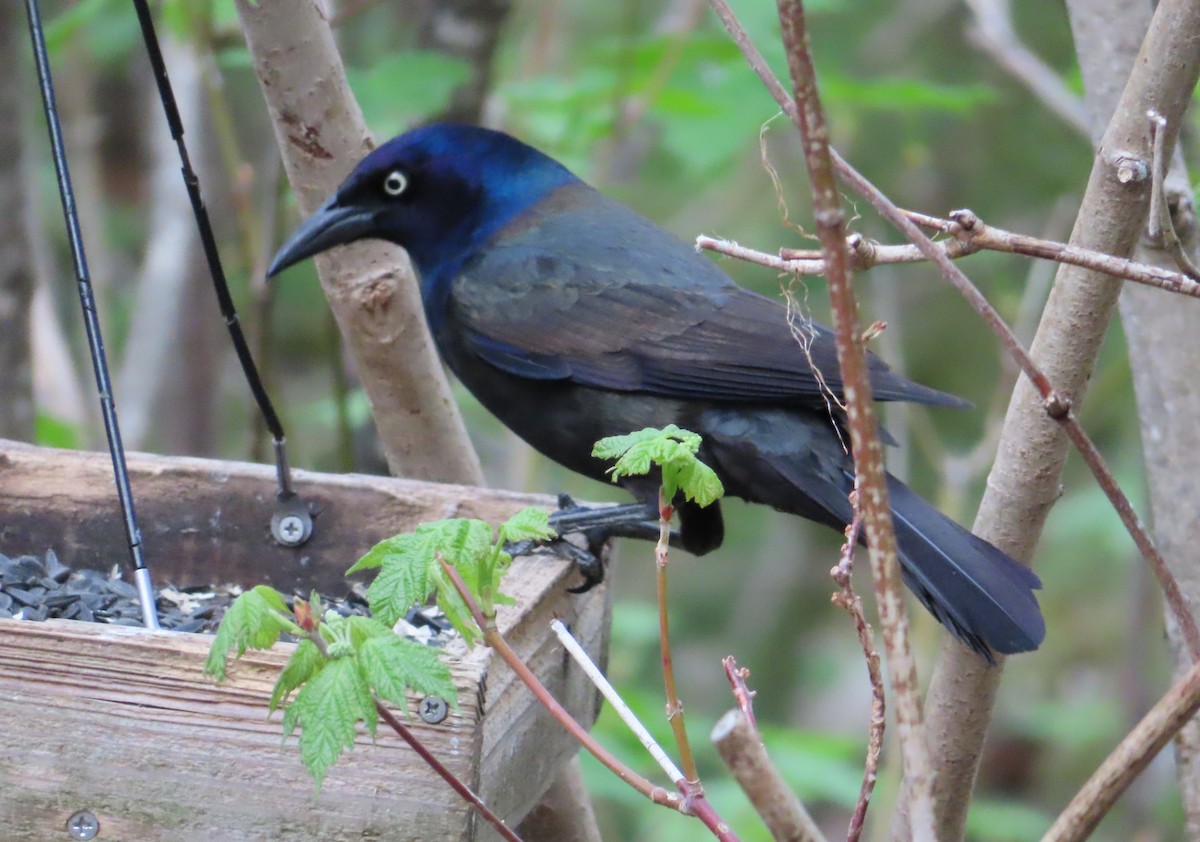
[0,621,486,842]
[0,441,611,840]
[0,438,557,593]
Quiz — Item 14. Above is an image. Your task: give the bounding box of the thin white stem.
[550,619,685,785]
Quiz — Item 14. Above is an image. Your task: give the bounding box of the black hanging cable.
[128,0,312,547]
[23,0,160,629]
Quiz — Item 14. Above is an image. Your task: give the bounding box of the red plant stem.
[722,656,757,731]
[437,556,741,840]
[656,492,698,782]
[437,561,678,801]
[374,700,524,842]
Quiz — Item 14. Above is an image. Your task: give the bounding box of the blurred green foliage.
[24,0,1189,838]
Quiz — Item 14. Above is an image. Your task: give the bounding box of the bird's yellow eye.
[383,170,408,197]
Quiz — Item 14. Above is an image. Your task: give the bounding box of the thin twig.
[696,211,1200,298]
[655,491,699,782]
[831,505,885,842]
[712,709,829,842]
[722,657,757,730]
[375,701,525,842]
[1146,110,1200,280]
[771,2,937,838]
[1042,659,1200,842]
[439,558,742,840]
[551,620,685,784]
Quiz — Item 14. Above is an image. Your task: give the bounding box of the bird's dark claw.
[505,496,681,591]
[503,532,605,591]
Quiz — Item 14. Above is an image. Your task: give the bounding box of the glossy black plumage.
[269,124,1045,659]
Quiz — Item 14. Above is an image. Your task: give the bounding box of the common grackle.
[268,124,1044,660]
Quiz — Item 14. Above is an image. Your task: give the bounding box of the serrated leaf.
[498,507,556,544]
[204,585,293,681]
[360,532,440,625]
[347,533,415,574]
[593,425,723,507]
[347,615,394,648]
[435,566,483,647]
[592,425,681,461]
[358,636,457,711]
[270,639,325,713]
[662,448,725,508]
[282,657,376,790]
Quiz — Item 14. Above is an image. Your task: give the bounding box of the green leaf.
[498,507,556,544]
[357,532,439,625]
[204,586,294,681]
[361,518,495,628]
[270,639,325,713]
[434,567,483,646]
[358,635,457,711]
[346,615,394,648]
[282,656,376,790]
[592,426,724,507]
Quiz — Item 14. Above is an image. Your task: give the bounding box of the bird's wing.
[451,189,965,408]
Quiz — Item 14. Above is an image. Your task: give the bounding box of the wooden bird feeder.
[0,439,610,841]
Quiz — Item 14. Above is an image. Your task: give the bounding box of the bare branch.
[712,709,828,842]
[707,0,1200,835]
[653,491,699,783]
[722,656,757,731]
[771,0,936,836]
[1146,110,1200,280]
[698,211,1200,298]
[831,506,885,842]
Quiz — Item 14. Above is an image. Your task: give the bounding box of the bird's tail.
[880,473,1045,660]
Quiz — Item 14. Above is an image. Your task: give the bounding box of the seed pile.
[0,549,454,645]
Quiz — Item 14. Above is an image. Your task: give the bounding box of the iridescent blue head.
[267,124,579,287]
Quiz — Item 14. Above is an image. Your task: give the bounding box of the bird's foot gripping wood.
[505,495,677,593]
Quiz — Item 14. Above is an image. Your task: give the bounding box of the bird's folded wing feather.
[452,188,965,408]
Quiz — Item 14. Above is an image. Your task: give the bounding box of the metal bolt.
[279,515,304,542]
[66,810,99,840]
[420,695,449,724]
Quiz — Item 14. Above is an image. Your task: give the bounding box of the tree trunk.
[1069,0,1200,834]
[234,0,484,486]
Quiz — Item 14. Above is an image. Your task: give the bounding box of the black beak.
[267,193,378,278]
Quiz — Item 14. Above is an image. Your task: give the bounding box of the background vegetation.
[8,0,1184,838]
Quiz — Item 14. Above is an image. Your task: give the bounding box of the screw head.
[279,516,303,540]
[272,511,311,547]
[66,810,99,840]
[420,695,449,724]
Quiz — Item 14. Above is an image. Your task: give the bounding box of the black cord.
[129,0,295,500]
[24,0,157,626]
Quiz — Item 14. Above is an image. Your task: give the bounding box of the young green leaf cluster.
[204,586,457,787]
[204,507,555,788]
[593,424,725,507]
[347,506,555,644]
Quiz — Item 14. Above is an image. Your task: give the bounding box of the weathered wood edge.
[0,441,610,840]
